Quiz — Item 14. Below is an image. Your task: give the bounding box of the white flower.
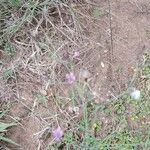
[80,69,91,79]
[130,89,141,100]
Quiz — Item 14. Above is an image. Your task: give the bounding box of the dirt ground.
[1,0,150,149]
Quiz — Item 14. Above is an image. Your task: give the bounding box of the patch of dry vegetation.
[0,0,150,149]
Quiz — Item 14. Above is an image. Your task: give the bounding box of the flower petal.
[52,126,63,141]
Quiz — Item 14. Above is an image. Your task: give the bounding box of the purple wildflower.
[66,72,76,84]
[52,126,63,141]
[73,51,80,58]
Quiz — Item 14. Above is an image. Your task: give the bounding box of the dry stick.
[45,17,80,48]
[75,8,131,49]
[107,0,114,82]
[108,0,113,56]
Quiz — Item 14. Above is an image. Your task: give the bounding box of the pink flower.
[52,126,63,141]
[73,51,80,58]
[66,72,76,84]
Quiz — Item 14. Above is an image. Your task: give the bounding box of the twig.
[107,0,114,82]
[108,0,113,62]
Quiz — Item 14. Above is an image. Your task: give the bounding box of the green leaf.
[0,122,16,132]
[8,0,21,7]
[36,94,48,104]
[0,111,7,118]
[0,103,11,118]
[4,41,15,56]
[92,8,103,19]
[3,68,15,79]
[145,30,150,38]
[0,136,19,146]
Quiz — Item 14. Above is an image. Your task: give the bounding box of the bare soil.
[1,0,150,149]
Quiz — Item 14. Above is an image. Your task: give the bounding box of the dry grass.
[0,0,150,149]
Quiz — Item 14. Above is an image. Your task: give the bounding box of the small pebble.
[40,89,47,96]
[101,62,105,68]
[68,106,79,115]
